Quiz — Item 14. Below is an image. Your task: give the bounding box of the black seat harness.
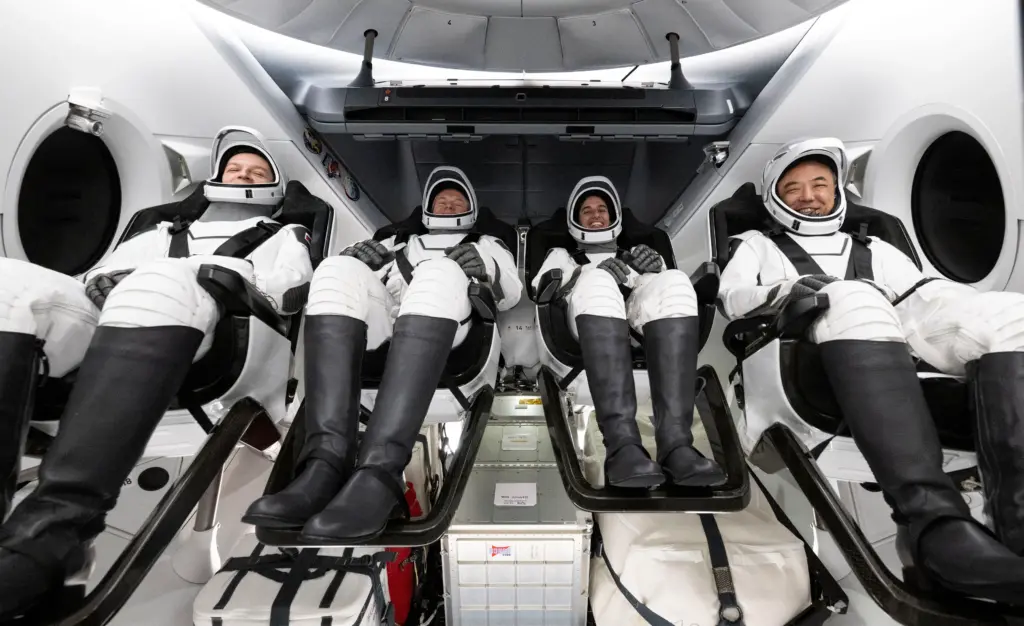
[168,216,284,260]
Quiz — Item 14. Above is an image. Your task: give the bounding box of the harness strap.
[767,225,874,281]
[168,219,283,260]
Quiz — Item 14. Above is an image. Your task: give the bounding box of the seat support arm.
[723,294,830,360]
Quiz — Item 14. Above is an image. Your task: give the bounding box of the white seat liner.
[193,530,388,626]
[582,414,812,626]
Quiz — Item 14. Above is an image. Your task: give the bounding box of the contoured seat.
[526,207,750,513]
[28,181,333,458]
[256,204,514,549]
[711,183,1024,626]
[710,183,977,482]
[12,180,334,626]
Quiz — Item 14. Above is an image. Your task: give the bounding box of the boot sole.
[667,472,728,488]
[241,512,309,529]
[608,472,666,489]
[299,527,385,545]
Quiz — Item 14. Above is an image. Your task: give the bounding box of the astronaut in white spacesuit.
[719,137,1024,603]
[243,165,521,543]
[531,176,725,490]
[0,127,314,617]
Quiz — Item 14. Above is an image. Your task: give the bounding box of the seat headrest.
[710,182,921,270]
[373,204,517,252]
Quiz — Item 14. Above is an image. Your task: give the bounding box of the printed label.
[501,431,538,451]
[494,482,537,507]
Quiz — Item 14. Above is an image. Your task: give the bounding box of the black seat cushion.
[781,341,974,451]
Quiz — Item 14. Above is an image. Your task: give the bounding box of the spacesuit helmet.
[762,137,849,236]
[422,165,478,231]
[567,176,622,245]
[204,126,287,206]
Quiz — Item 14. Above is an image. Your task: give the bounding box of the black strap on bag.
[598,520,745,626]
[168,218,283,260]
[600,466,847,626]
[598,548,675,626]
[699,514,747,625]
[208,544,396,626]
[747,466,848,614]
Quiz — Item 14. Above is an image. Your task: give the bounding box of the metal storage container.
[442,395,592,626]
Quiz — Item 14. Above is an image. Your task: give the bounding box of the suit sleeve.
[718,235,789,320]
[871,239,930,298]
[248,223,315,314]
[473,236,523,311]
[80,226,170,284]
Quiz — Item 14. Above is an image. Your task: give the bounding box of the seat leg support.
[762,424,1024,625]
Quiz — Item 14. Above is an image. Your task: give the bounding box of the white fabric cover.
[193,531,387,626]
[582,415,812,626]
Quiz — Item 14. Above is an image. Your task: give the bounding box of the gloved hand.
[622,244,663,275]
[445,243,489,281]
[340,240,393,271]
[773,274,838,305]
[84,269,134,309]
[597,257,632,285]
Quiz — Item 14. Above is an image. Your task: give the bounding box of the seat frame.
[258,205,512,547]
[709,183,978,482]
[524,208,748,511]
[12,182,334,624]
[708,184,1024,625]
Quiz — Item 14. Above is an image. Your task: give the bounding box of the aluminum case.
[442,394,593,626]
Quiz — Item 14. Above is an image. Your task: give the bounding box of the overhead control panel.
[300,31,744,141]
[302,84,742,141]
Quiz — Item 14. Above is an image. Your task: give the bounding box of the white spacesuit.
[718,137,1024,604]
[244,165,521,543]
[0,127,314,618]
[531,176,724,489]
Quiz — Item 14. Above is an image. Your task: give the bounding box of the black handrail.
[537,365,749,512]
[762,424,1024,625]
[257,387,493,547]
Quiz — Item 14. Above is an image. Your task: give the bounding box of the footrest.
[538,365,750,512]
[256,388,493,548]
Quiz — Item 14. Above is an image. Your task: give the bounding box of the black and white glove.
[445,243,489,281]
[773,274,838,305]
[84,269,134,309]
[622,244,663,275]
[597,257,631,285]
[340,240,393,271]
